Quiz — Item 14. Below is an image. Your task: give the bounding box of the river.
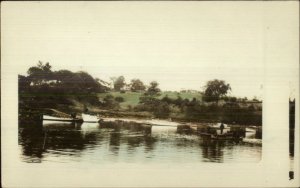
[18,119,261,165]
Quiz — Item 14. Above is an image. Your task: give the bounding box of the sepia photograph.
[1,1,299,187]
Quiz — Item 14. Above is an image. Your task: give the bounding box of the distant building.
[96,79,112,90]
[30,80,60,86]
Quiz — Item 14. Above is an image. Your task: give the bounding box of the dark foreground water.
[19,121,261,164]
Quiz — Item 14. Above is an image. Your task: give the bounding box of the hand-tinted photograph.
[3,1,298,188]
[17,3,263,165]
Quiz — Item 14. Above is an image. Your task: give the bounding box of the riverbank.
[19,105,262,127]
[20,106,262,140]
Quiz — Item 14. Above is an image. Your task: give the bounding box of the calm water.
[18,120,261,164]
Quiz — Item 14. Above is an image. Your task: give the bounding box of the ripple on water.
[19,122,262,164]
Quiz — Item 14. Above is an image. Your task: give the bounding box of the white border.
[1,1,299,187]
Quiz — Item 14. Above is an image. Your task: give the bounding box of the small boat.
[200,132,242,141]
[43,115,74,122]
[144,119,179,127]
[210,123,229,129]
[43,115,83,123]
[208,123,230,135]
[82,113,99,123]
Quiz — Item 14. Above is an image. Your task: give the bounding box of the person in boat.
[220,122,225,134]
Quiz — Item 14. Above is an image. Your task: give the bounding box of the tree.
[109,77,117,89]
[203,79,231,103]
[154,102,170,118]
[174,96,183,106]
[145,81,161,96]
[130,79,146,92]
[252,96,259,102]
[27,61,53,85]
[103,94,119,109]
[18,75,31,92]
[161,95,172,104]
[40,62,52,73]
[113,76,126,91]
[54,70,73,84]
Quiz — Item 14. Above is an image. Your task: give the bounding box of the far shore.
[19,106,262,128]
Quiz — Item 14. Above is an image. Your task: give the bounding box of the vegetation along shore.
[19,62,262,126]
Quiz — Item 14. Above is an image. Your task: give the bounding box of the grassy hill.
[97,91,202,109]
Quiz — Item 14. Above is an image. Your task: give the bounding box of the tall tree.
[27,61,53,85]
[113,76,126,91]
[109,77,117,89]
[145,81,161,96]
[130,79,146,92]
[203,79,231,103]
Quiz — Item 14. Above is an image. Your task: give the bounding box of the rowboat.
[209,123,229,129]
[200,123,243,141]
[144,119,179,127]
[209,123,230,135]
[200,133,242,141]
[43,115,74,122]
[43,115,83,123]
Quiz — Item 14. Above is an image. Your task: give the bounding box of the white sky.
[1,2,279,99]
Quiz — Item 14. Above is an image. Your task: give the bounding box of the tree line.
[20,62,236,101]
[19,62,108,111]
[19,62,262,125]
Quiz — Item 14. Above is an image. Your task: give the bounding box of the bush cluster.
[135,95,262,125]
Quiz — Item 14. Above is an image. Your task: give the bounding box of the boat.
[43,115,74,122]
[200,123,242,141]
[208,123,230,135]
[81,113,100,123]
[200,132,242,141]
[99,117,179,126]
[209,123,229,129]
[144,119,179,127]
[43,115,83,123]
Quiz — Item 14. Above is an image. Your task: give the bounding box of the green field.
[98,91,202,109]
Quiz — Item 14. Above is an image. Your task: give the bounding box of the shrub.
[153,102,170,118]
[115,96,125,102]
[127,105,133,111]
[102,94,119,109]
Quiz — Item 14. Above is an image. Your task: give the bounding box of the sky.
[2,1,289,99]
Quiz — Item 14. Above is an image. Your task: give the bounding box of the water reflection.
[19,124,44,162]
[200,139,225,163]
[19,120,261,164]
